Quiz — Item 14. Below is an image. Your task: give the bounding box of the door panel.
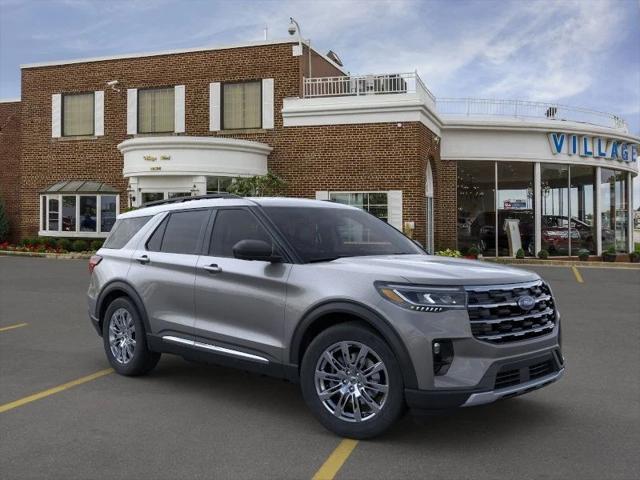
[127,251,198,337]
[194,256,290,360]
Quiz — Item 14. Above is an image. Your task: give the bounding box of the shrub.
[577,249,590,261]
[515,248,525,259]
[90,239,104,251]
[58,238,72,252]
[468,246,480,257]
[0,196,9,242]
[226,172,287,197]
[629,251,640,263]
[436,248,462,258]
[606,245,616,254]
[537,249,549,260]
[71,239,88,252]
[39,237,57,249]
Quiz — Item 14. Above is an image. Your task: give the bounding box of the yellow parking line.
[571,266,584,283]
[0,368,113,414]
[312,439,359,480]
[0,322,28,333]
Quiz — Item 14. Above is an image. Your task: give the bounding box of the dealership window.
[39,181,119,237]
[138,87,175,133]
[207,176,235,194]
[329,192,389,222]
[497,163,535,256]
[601,169,628,253]
[222,81,261,130]
[570,165,596,254]
[140,191,191,205]
[457,161,497,256]
[62,92,94,136]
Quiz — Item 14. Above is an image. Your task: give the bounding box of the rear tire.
[300,322,405,439]
[102,297,160,376]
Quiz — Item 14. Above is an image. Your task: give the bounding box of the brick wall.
[0,101,21,242]
[15,41,454,247]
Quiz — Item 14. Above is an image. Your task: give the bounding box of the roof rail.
[141,193,241,207]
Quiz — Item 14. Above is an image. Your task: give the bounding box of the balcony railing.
[301,73,628,131]
[436,98,628,131]
[303,72,436,102]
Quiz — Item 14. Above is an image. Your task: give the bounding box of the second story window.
[138,87,175,133]
[222,81,261,130]
[62,92,94,136]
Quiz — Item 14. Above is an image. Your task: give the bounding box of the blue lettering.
[632,145,638,162]
[570,135,578,155]
[621,144,628,161]
[610,141,619,159]
[548,133,565,154]
[580,136,593,156]
[596,138,607,157]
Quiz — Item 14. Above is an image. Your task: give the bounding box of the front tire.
[300,322,405,439]
[102,297,160,376]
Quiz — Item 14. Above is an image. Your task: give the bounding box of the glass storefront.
[458,160,632,256]
[497,162,535,256]
[457,161,496,256]
[601,169,629,253]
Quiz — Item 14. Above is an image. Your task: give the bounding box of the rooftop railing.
[303,72,436,103]
[436,98,628,131]
[301,73,627,131]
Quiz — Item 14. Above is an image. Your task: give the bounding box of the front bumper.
[405,348,564,412]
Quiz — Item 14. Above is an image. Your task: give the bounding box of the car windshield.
[263,206,424,263]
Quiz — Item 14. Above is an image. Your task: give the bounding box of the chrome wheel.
[108,308,136,365]
[314,341,389,423]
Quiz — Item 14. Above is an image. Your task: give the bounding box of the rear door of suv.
[193,207,291,363]
[127,208,211,339]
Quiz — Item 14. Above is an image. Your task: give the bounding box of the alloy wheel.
[108,308,136,364]
[314,341,389,422]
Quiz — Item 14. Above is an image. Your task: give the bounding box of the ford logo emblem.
[517,295,536,311]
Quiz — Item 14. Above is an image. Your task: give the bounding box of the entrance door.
[194,208,291,362]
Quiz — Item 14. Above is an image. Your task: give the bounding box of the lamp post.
[288,17,312,81]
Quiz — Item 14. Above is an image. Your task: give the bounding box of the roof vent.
[326,50,343,67]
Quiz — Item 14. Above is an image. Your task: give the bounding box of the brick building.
[1,38,638,256]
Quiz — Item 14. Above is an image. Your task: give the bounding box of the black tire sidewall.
[300,322,405,439]
[102,297,158,376]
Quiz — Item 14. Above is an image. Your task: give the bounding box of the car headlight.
[376,283,467,312]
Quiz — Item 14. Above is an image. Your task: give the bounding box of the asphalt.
[0,257,639,479]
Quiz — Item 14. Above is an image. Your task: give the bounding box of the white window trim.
[51,94,62,138]
[39,193,120,238]
[209,82,221,131]
[174,85,185,133]
[323,190,403,230]
[94,90,104,136]
[127,88,137,134]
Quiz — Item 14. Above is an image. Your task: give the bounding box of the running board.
[162,336,269,364]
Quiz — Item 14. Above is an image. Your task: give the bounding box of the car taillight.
[89,255,102,274]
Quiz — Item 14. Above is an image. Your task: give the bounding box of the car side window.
[154,209,210,255]
[146,216,168,252]
[209,209,273,258]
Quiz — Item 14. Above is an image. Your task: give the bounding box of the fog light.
[432,339,454,376]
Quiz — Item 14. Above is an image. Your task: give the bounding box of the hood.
[322,255,539,286]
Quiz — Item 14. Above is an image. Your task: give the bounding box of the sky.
[1,0,639,205]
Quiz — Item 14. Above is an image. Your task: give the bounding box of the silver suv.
[88,196,564,439]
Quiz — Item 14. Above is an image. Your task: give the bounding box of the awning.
[41,180,119,194]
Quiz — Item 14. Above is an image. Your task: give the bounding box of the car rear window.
[102,216,152,249]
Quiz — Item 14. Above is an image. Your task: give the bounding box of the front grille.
[495,368,520,389]
[466,280,556,344]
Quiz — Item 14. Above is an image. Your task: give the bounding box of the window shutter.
[51,94,61,138]
[174,85,185,133]
[209,82,221,131]
[315,191,329,201]
[387,190,403,230]
[94,91,104,136]
[262,78,274,129]
[127,88,137,134]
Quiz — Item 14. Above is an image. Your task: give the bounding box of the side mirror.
[232,239,282,262]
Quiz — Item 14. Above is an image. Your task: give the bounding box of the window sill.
[133,132,182,137]
[216,129,267,135]
[39,231,109,238]
[54,136,98,142]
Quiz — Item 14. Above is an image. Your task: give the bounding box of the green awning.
[41,180,119,194]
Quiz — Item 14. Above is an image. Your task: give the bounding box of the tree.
[226,172,286,197]
[0,195,9,242]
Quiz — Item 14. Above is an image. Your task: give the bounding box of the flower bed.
[0,237,103,254]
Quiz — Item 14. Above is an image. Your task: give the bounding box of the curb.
[0,250,93,260]
[485,258,640,269]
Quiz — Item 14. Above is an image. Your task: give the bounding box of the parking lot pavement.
[1,257,639,479]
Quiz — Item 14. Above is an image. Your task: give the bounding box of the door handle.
[135,254,150,264]
[203,264,222,274]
